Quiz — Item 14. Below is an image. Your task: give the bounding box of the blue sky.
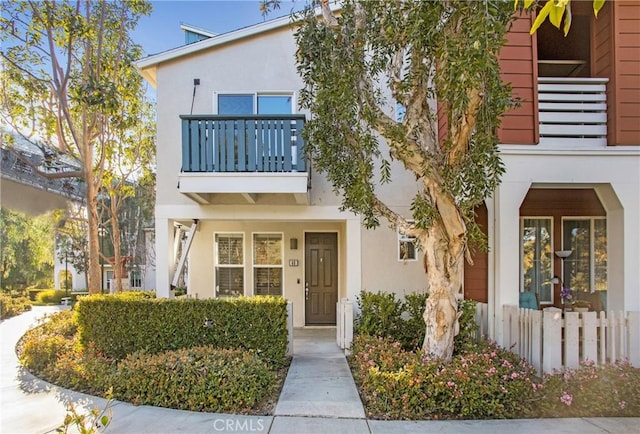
[134,0,303,56]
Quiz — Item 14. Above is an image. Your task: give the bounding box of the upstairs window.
[215,93,293,115]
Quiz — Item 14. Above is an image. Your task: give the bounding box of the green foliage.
[295,1,514,230]
[20,311,78,375]
[534,360,640,417]
[355,291,404,342]
[0,293,32,319]
[58,392,113,434]
[76,295,288,367]
[18,309,281,414]
[350,335,540,420]
[114,346,276,413]
[355,290,477,352]
[0,208,55,291]
[36,289,70,304]
[0,0,154,292]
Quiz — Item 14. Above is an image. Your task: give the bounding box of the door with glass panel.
[521,218,553,304]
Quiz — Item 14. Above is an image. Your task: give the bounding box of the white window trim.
[213,91,297,115]
[520,216,554,304]
[560,216,607,294]
[213,232,245,298]
[252,232,284,297]
[397,224,418,262]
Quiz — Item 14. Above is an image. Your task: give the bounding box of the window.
[215,93,293,115]
[253,233,283,296]
[130,269,142,288]
[215,233,244,297]
[521,218,553,303]
[257,95,292,114]
[562,218,607,293]
[106,270,114,291]
[218,94,254,114]
[398,227,417,261]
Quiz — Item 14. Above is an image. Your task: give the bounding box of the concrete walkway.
[1,306,639,434]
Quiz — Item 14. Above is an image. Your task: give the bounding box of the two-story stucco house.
[136,1,640,348]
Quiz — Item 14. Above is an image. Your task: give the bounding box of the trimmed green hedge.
[76,295,288,367]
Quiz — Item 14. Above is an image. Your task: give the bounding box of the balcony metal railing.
[538,77,609,147]
[180,115,306,173]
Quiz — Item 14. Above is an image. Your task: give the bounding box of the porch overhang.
[178,172,309,205]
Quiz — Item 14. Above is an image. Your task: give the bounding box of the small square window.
[398,228,417,261]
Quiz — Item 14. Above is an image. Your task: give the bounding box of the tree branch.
[448,87,482,167]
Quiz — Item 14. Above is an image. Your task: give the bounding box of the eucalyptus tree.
[0,0,152,293]
[99,96,155,292]
[295,0,515,360]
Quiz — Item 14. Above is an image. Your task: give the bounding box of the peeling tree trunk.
[419,191,466,361]
[109,193,123,292]
[86,167,102,295]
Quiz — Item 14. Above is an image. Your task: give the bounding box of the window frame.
[397,224,418,262]
[520,216,554,304]
[561,216,607,294]
[252,232,284,297]
[213,232,245,298]
[213,91,296,115]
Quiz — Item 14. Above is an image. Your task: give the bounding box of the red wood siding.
[595,1,640,146]
[613,1,640,145]
[464,204,488,303]
[498,13,538,145]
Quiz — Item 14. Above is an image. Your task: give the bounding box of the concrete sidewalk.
[1,306,638,434]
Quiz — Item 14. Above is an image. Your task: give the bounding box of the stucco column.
[345,217,362,303]
[155,217,174,299]
[491,181,531,347]
[599,182,640,311]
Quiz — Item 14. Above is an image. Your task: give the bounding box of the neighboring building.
[136,2,640,346]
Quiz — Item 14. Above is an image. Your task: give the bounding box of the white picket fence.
[503,305,640,374]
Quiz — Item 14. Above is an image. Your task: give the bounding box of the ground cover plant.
[351,290,640,419]
[17,294,290,414]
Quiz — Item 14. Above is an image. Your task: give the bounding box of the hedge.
[75,295,288,367]
[0,293,32,319]
[114,346,276,413]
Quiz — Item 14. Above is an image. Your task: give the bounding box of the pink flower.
[511,372,519,379]
[447,381,455,388]
[619,401,627,410]
[560,392,573,406]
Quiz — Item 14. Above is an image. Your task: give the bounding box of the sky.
[133,0,304,57]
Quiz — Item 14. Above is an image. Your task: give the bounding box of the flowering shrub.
[534,360,640,417]
[114,346,276,413]
[350,335,540,420]
[0,293,32,319]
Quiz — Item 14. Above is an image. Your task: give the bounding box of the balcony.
[538,77,609,147]
[179,115,309,205]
